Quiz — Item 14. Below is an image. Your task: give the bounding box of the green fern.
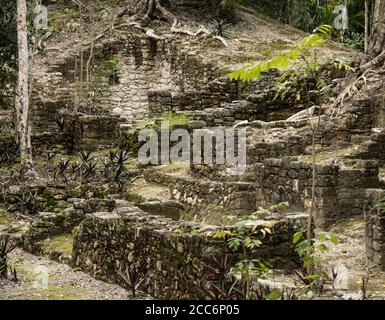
[229,25,332,82]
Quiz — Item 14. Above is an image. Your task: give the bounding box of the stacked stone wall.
[72,209,307,299]
[365,189,385,269]
[259,158,379,228]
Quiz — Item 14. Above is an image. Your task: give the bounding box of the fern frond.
[230,25,331,82]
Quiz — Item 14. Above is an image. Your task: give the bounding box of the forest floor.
[39,1,360,75]
[316,217,385,299]
[0,249,150,300]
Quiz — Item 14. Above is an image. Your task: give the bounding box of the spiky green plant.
[209,19,233,38]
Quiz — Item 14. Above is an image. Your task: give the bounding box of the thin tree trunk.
[368,0,385,58]
[16,0,33,175]
[365,0,369,53]
[307,108,321,275]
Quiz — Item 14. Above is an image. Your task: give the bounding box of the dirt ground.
[0,249,150,300]
[316,217,385,299]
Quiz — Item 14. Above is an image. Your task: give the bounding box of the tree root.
[171,21,209,37]
[330,69,381,118]
[213,35,229,47]
[360,50,385,72]
[130,0,176,27]
[84,2,226,49]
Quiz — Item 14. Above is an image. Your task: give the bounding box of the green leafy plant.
[12,189,41,215]
[102,57,121,84]
[209,19,233,38]
[229,25,332,82]
[214,221,272,298]
[375,197,385,215]
[119,264,148,298]
[292,230,339,293]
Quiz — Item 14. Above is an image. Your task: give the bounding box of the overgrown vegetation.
[292,230,339,295]
[246,0,371,51]
[230,25,333,82]
[213,214,275,299]
[119,263,148,298]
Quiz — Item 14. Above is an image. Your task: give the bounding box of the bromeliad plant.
[196,254,245,300]
[11,189,41,215]
[100,149,131,194]
[79,151,97,182]
[53,159,70,183]
[119,262,148,298]
[209,19,233,38]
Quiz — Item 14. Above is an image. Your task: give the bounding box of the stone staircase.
[22,1,385,290]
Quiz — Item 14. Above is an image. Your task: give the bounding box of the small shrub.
[119,263,148,298]
[12,189,41,215]
[209,19,233,38]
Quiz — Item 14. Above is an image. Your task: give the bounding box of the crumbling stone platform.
[72,205,307,299]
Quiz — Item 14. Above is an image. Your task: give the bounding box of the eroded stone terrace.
[2,0,385,300]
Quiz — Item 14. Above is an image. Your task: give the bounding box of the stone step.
[346,128,385,165]
[125,181,185,220]
[143,164,258,218]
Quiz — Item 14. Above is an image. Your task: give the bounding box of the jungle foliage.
[244,0,370,50]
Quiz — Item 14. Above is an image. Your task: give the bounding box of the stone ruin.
[2,2,385,299]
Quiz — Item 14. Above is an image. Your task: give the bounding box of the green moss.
[39,234,74,256]
[33,284,83,300]
[2,284,84,300]
[0,213,12,225]
[134,112,191,130]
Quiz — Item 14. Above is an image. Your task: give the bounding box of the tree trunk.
[368,0,385,59]
[365,0,369,53]
[129,0,176,27]
[16,0,33,174]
